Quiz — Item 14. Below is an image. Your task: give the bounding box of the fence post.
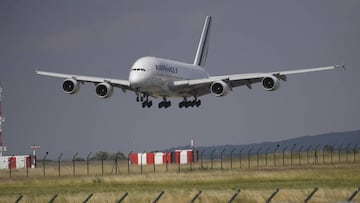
[72,152,78,177]
[265,146,271,167]
[86,152,92,176]
[274,145,279,166]
[227,189,240,203]
[290,144,297,166]
[306,145,312,165]
[83,193,93,203]
[152,191,165,203]
[347,187,360,202]
[338,144,343,163]
[115,155,118,174]
[298,146,304,166]
[266,188,280,203]
[304,187,318,203]
[221,148,226,170]
[116,192,128,203]
[14,194,23,203]
[239,148,243,169]
[314,145,320,165]
[58,153,63,177]
[43,152,48,177]
[141,151,145,175]
[48,194,58,203]
[211,149,216,169]
[200,150,204,169]
[190,190,202,203]
[248,147,253,168]
[9,154,14,178]
[257,146,263,167]
[353,144,358,163]
[127,151,132,175]
[282,146,288,167]
[346,144,351,163]
[230,148,235,170]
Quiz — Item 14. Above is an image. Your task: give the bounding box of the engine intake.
[210,81,230,97]
[62,78,80,94]
[96,82,113,98]
[262,75,280,91]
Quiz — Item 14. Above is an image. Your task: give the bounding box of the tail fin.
[193,16,212,67]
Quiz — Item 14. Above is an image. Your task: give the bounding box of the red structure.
[129,150,197,165]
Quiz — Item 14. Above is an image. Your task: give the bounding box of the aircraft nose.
[129,71,147,87]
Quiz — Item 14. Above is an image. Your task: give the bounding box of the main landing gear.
[179,98,201,108]
[158,98,171,109]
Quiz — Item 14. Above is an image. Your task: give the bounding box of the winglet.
[335,64,346,70]
[193,16,212,67]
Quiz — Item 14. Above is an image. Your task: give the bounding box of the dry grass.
[0,155,359,202]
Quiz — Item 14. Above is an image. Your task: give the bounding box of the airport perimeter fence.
[1,143,359,178]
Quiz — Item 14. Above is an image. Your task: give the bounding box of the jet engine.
[62,78,80,94]
[96,82,113,98]
[262,75,280,91]
[210,80,230,97]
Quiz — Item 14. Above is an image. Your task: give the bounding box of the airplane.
[36,16,344,109]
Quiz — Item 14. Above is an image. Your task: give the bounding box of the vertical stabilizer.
[193,16,212,67]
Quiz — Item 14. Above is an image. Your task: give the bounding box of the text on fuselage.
[155,64,178,74]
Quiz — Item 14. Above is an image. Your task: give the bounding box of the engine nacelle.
[210,80,230,97]
[96,82,113,98]
[262,75,280,91]
[62,78,80,94]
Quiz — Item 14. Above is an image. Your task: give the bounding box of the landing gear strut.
[136,92,152,108]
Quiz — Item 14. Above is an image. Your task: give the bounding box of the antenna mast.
[0,82,7,156]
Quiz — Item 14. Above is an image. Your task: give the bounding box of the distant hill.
[164,130,360,158]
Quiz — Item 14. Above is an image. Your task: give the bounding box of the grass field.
[0,154,359,202]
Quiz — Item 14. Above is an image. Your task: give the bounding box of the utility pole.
[0,82,7,156]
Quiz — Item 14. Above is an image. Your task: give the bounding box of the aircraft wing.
[36,70,132,91]
[173,65,344,95]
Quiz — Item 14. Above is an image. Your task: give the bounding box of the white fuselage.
[129,57,209,98]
